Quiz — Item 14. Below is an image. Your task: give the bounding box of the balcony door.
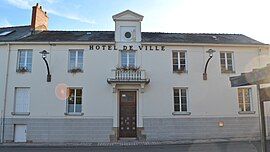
[121,51,135,67]
[119,91,137,138]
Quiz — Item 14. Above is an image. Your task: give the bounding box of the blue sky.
[0,0,269,44]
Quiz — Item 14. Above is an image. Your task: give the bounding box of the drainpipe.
[1,43,11,143]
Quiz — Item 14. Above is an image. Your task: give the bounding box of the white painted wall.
[0,44,9,140]
[1,44,268,121]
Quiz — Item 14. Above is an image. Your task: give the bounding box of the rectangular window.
[121,51,135,67]
[15,88,30,113]
[68,49,83,72]
[238,88,252,112]
[173,88,188,112]
[220,52,234,73]
[172,51,187,72]
[67,88,82,113]
[17,49,32,72]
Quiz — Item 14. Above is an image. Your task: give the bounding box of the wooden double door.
[119,91,137,138]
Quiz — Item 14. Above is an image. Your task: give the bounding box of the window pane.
[75,97,82,113]
[220,53,225,58]
[173,59,178,65]
[181,89,186,97]
[180,52,185,58]
[77,51,83,69]
[121,51,128,67]
[181,104,187,112]
[172,52,178,58]
[69,51,76,69]
[174,97,180,104]
[128,52,135,66]
[174,105,180,112]
[174,89,179,97]
[227,59,232,64]
[228,65,233,71]
[18,51,26,67]
[68,89,75,113]
[245,104,251,111]
[180,59,185,64]
[220,58,225,65]
[173,65,178,71]
[180,65,185,71]
[226,53,232,59]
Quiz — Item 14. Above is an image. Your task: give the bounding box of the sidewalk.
[0,138,264,147]
[0,140,266,152]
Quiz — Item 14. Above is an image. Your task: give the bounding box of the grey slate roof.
[0,26,266,45]
[0,25,31,42]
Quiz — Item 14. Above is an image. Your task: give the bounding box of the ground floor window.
[238,88,252,112]
[67,88,82,113]
[15,87,30,113]
[173,88,188,112]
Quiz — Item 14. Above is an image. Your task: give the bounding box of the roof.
[230,64,270,87]
[0,25,31,42]
[0,27,266,45]
[14,31,265,45]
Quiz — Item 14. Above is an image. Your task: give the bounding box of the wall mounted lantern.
[39,50,51,82]
[203,49,216,80]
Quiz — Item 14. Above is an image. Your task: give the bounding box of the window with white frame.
[68,49,83,72]
[121,51,135,67]
[220,52,234,73]
[173,88,188,112]
[67,88,82,113]
[17,49,32,72]
[238,88,252,112]
[15,87,30,113]
[172,51,187,72]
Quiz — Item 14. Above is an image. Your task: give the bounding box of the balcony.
[107,69,150,84]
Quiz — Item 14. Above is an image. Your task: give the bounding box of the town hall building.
[0,4,269,143]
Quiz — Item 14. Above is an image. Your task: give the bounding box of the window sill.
[173,70,188,74]
[64,112,84,116]
[172,111,191,115]
[238,111,255,114]
[68,69,83,73]
[221,71,235,74]
[11,112,30,116]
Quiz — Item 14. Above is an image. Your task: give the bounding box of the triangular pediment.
[112,10,144,21]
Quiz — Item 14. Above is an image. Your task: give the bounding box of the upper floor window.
[173,88,188,112]
[67,88,82,114]
[238,88,252,112]
[17,49,32,73]
[220,52,234,73]
[121,51,135,67]
[172,51,187,73]
[68,49,83,73]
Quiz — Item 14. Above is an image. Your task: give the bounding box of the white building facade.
[0,5,270,143]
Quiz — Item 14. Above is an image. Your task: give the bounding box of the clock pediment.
[113,10,144,22]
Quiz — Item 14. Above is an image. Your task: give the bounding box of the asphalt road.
[0,141,265,152]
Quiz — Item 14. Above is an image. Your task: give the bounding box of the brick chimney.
[31,3,48,31]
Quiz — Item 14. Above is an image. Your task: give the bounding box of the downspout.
[1,43,11,143]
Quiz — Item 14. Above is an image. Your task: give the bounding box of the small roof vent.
[212,36,218,40]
